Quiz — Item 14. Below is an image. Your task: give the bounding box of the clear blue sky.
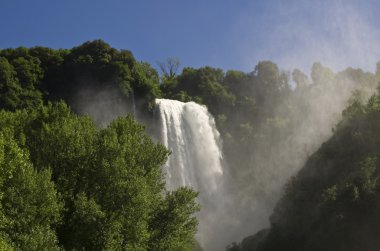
[1,0,380,74]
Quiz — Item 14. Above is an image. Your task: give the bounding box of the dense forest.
[1,39,380,250]
[0,41,199,250]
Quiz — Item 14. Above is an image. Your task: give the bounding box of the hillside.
[229,89,380,251]
[1,40,380,250]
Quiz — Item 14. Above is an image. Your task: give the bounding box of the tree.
[149,187,200,250]
[157,57,181,80]
[0,57,21,110]
[253,61,290,98]
[223,70,246,96]
[311,62,334,85]
[0,102,199,250]
[0,131,61,250]
[174,66,235,115]
[292,68,309,89]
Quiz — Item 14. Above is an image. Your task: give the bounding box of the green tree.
[149,187,199,250]
[0,57,21,110]
[0,102,199,250]
[0,131,61,250]
[311,62,334,85]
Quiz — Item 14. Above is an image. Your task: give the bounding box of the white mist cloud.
[217,1,380,249]
[237,0,380,74]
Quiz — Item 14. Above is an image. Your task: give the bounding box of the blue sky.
[1,0,380,74]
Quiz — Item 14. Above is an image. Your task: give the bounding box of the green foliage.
[0,41,203,250]
[0,102,199,250]
[230,86,380,251]
[170,66,235,114]
[0,48,46,110]
[149,187,199,250]
[131,61,162,110]
[0,57,21,110]
[0,131,61,250]
[0,40,163,121]
[3,40,380,250]
[0,236,14,251]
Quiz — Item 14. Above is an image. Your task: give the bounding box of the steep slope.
[229,91,380,251]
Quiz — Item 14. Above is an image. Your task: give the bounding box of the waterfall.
[155,99,223,192]
[155,99,225,250]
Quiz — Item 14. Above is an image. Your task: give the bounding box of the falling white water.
[155,99,225,249]
[156,99,223,192]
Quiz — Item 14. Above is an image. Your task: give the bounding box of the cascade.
[155,99,223,193]
[155,99,225,249]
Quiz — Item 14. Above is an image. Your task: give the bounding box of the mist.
[236,0,380,74]
[219,1,380,249]
[68,56,379,251]
[57,2,380,250]
[4,0,380,250]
